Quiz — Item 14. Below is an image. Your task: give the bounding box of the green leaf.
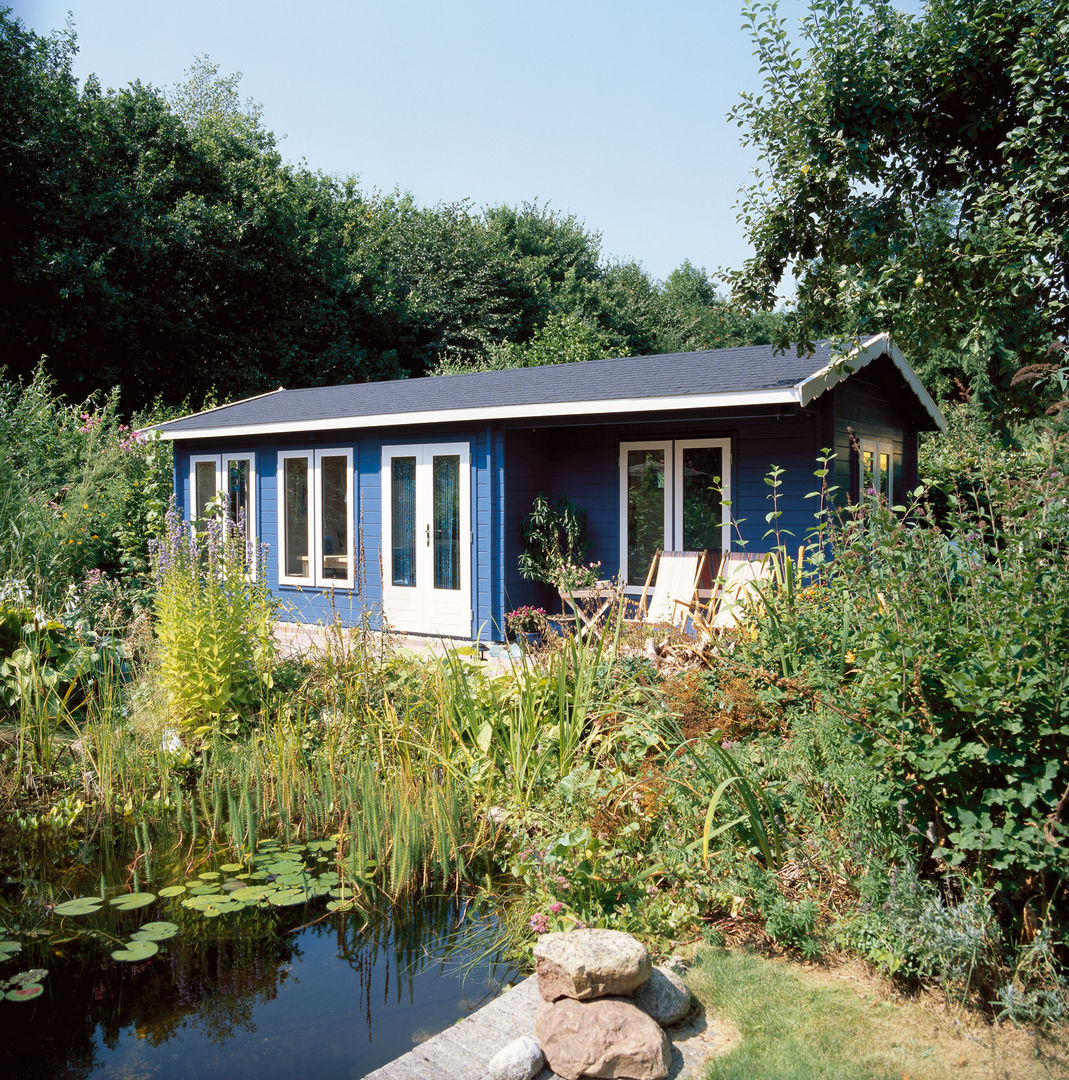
[111,940,159,962]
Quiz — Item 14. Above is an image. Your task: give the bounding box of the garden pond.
[0,824,517,1079]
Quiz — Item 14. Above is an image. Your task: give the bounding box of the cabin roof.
[153,333,945,439]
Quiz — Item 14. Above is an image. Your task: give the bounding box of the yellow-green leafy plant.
[152,505,274,736]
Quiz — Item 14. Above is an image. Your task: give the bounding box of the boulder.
[536,997,671,1080]
[534,929,651,1002]
[487,1035,544,1080]
[632,965,691,1026]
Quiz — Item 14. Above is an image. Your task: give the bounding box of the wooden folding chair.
[627,550,708,630]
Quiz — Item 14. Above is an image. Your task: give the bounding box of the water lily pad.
[54,897,104,916]
[307,839,336,853]
[0,940,21,961]
[267,888,309,907]
[197,872,220,881]
[326,898,355,912]
[219,862,244,872]
[231,886,275,903]
[132,921,179,942]
[111,940,158,962]
[246,870,269,882]
[5,984,43,1001]
[199,899,243,917]
[188,884,221,896]
[9,968,47,986]
[158,885,187,898]
[109,893,155,911]
[221,879,245,891]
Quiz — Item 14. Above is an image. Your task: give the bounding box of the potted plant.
[505,605,549,649]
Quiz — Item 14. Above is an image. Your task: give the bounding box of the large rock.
[632,965,692,1026]
[536,997,671,1080]
[487,1035,544,1080]
[534,929,651,1002]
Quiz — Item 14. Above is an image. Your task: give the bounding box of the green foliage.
[845,863,1001,996]
[0,12,785,410]
[739,435,1069,923]
[518,494,590,586]
[152,507,274,736]
[0,365,172,615]
[729,0,1069,418]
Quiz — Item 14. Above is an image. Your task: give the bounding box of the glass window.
[680,445,724,554]
[194,460,217,522]
[856,440,894,502]
[391,457,417,587]
[320,454,350,581]
[284,456,310,581]
[433,454,460,591]
[626,448,666,583]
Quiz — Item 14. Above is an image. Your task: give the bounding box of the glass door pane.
[319,454,349,580]
[432,454,460,591]
[226,458,251,543]
[284,457,310,579]
[626,449,665,582]
[391,456,417,587]
[680,445,724,554]
[194,460,217,522]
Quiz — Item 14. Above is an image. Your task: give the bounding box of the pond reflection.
[0,828,516,1079]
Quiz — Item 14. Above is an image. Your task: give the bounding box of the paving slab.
[361,973,736,1080]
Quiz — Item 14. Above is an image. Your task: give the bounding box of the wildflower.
[844,650,856,664]
[548,901,563,914]
[529,913,550,934]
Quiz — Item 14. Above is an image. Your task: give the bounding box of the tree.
[728,0,1069,418]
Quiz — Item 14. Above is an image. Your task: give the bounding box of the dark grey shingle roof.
[157,342,835,435]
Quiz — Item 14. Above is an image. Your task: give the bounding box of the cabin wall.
[174,424,499,639]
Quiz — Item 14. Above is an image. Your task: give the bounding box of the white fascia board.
[157,387,800,441]
[796,332,946,431]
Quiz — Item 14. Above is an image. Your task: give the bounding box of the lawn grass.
[686,948,1069,1080]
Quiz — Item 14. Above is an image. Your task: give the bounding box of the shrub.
[739,433,1069,928]
[0,365,172,615]
[152,506,274,736]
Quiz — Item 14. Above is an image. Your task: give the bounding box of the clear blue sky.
[11,0,918,283]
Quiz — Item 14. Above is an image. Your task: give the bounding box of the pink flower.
[529,913,550,934]
[548,901,563,914]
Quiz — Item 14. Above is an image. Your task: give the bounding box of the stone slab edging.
[360,973,733,1080]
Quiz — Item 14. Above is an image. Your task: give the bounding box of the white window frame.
[189,452,257,555]
[856,437,894,503]
[277,448,354,589]
[619,438,732,588]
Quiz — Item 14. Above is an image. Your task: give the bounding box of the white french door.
[381,443,471,637]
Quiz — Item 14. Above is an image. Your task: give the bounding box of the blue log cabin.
[153,332,945,641]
